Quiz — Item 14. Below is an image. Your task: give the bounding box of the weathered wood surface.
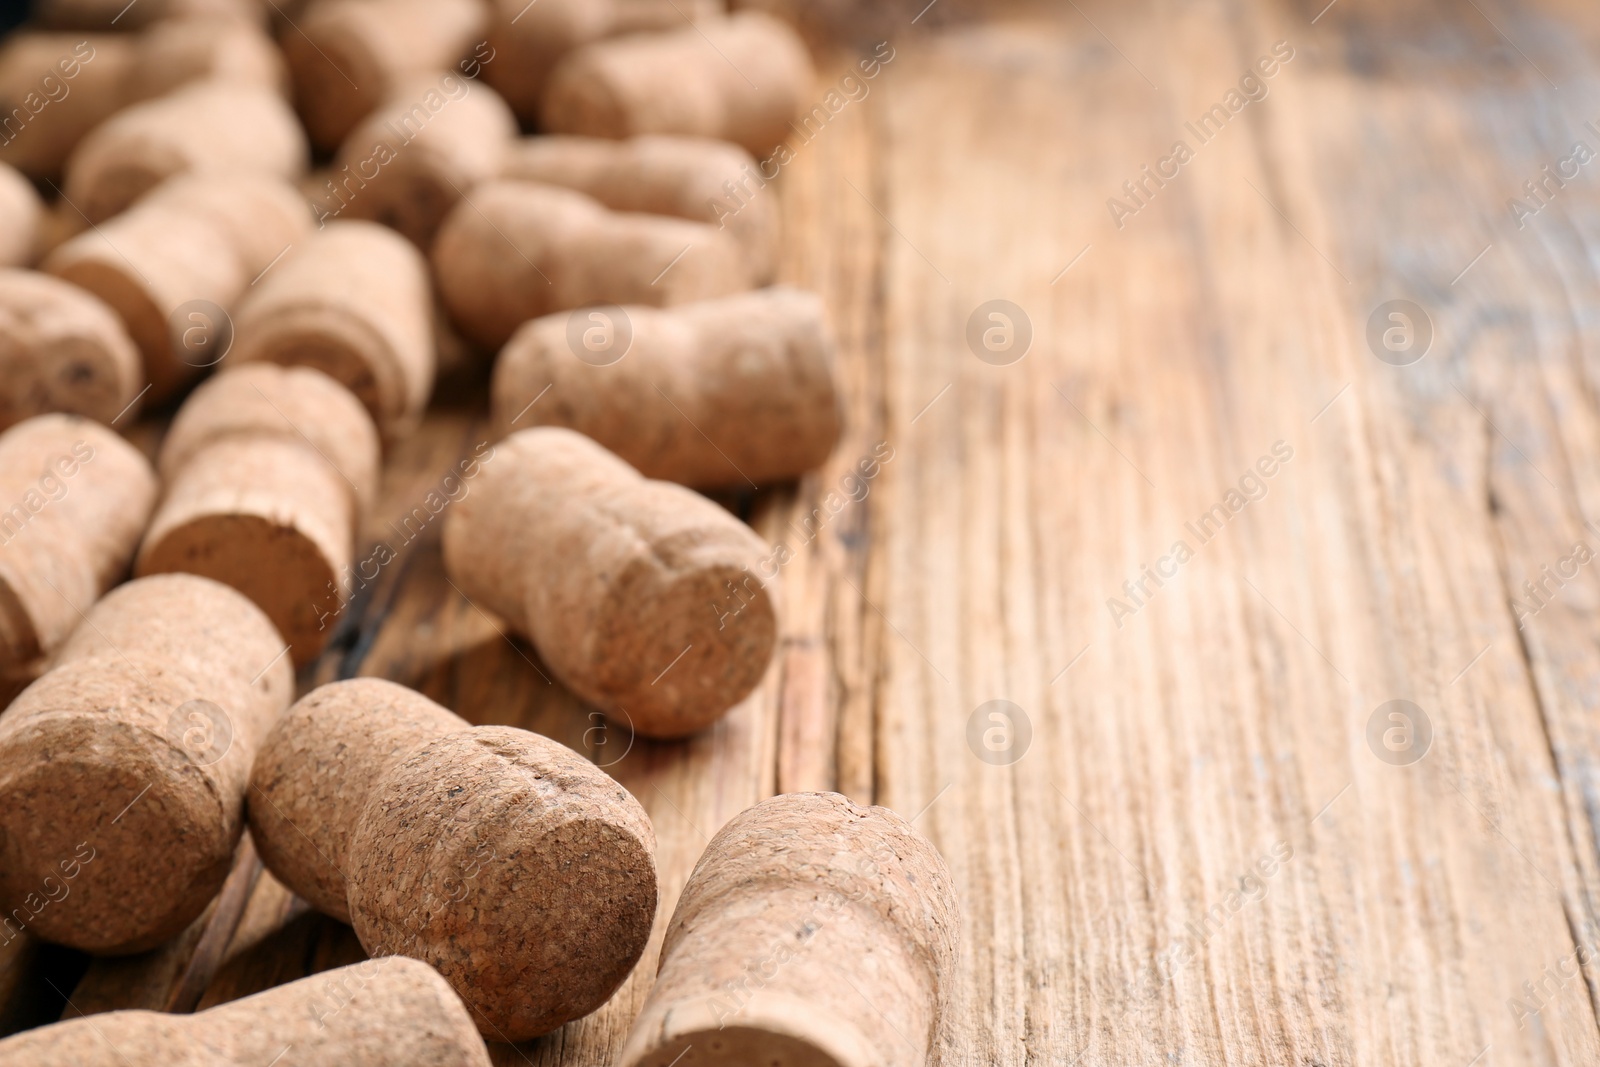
[6,1,1600,1064]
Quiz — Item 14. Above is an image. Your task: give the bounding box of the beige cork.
[126,17,289,102]
[249,678,468,922]
[0,415,156,678]
[231,221,436,437]
[0,573,293,955]
[44,172,314,401]
[0,956,493,1065]
[63,80,308,223]
[442,428,778,738]
[331,74,516,248]
[501,135,779,284]
[433,180,752,351]
[492,288,841,489]
[0,270,144,432]
[620,792,961,1067]
[0,35,134,180]
[34,0,268,30]
[0,164,41,268]
[284,0,490,152]
[542,12,815,156]
[480,0,720,123]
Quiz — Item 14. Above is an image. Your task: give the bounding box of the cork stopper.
[433,180,752,351]
[63,80,308,222]
[0,164,41,268]
[0,415,157,677]
[35,0,268,30]
[620,792,961,1067]
[0,573,293,954]
[542,12,815,155]
[232,220,436,437]
[0,956,493,1065]
[284,0,491,152]
[492,288,842,488]
[0,35,135,179]
[126,17,289,102]
[0,270,145,433]
[249,677,468,922]
[347,725,658,1039]
[441,428,778,737]
[141,171,314,280]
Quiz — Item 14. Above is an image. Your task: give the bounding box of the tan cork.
[491,288,842,489]
[63,80,308,223]
[35,0,268,30]
[441,428,778,738]
[480,0,721,123]
[620,792,961,1067]
[331,74,517,248]
[0,955,493,1065]
[0,414,156,677]
[126,17,289,102]
[542,12,815,156]
[44,172,314,401]
[501,134,779,285]
[249,678,468,922]
[0,164,41,268]
[0,270,144,433]
[231,220,436,437]
[284,0,490,152]
[433,180,752,351]
[137,365,380,664]
[0,35,134,179]
[0,573,293,955]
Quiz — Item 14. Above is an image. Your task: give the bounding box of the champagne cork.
[481,0,721,123]
[249,678,659,1039]
[283,0,490,152]
[492,288,841,488]
[44,172,314,401]
[433,180,752,351]
[0,956,493,1066]
[0,415,156,677]
[542,12,815,156]
[501,135,779,284]
[125,16,289,102]
[0,573,294,954]
[0,164,41,267]
[331,74,516,247]
[0,270,144,432]
[231,221,436,437]
[441,427,778,737]
[34,0,268,30]
[63,80,308,223]
[620,792,961,1067]
[0,35,132,180]
[137,365,380,664]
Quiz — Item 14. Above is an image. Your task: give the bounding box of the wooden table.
[6,0,1600,1063]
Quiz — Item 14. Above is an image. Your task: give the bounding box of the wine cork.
[125,17,289,102]
[501,135,779,284]
[249,678,659,1039]
[282,0,490,153]
[0,270,144,433]
[480,0,721,123]
[542,12,814,156]
[0,956,493,1066]
[0,573,294,954]
[0,164,41,267]
[44,171,314,401]
[620,792,961,1067]
[433,180,752,351]
[137,366,380,664]
[331,74,516,247]
[0,35,133,180]
[63,80,308,223]
[441,428,778,737]
[0,415,156,678]
[231,221,436,437]
[492,288,840,488]
[34,0,268,30]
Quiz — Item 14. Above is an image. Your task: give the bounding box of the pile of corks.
[0,1,960,1065]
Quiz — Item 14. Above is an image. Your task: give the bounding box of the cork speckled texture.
[0,574,292,954]
[0,270,144,433]
[433,180,752,351]
[0,415,156,676]
[0,164,40,267]
[542,12,814,155]
[0,956,493,1065]
[249,678,468,922]
[492,288,842,488]
[347,725,658,1040]
[620,792,960,1067]
[441,428,778,737]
